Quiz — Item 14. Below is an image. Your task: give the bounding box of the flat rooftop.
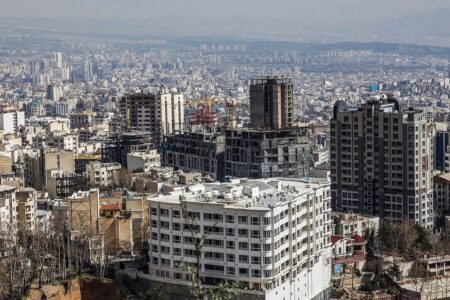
[150,177,329,210]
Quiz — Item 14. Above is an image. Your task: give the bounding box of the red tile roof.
[352,234,365,243]
[100,203,121,211]
[331,235,344,246]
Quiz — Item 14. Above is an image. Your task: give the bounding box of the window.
[227,254,235,262]
[251,243,261,251]
[226,228,235,236]
[173,235,181,243]
[226,241,235,249]
[251,217,260,225]
[226,215,235,223]
[252,269,261,278]
[227,267,235,275]
[173,223,181,231]
[239,255,249,263]
[251,257,261,265]
[159,221,169,229]
[187,211,200,220]
[204,213,223,221]
[238,216,248,224]
[239,242,249,250]
[251,230,261,238]
[238,229,248,237]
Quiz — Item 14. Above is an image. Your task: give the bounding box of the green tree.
[364,229,376,257]
[414,224,432,252]
[388,263,402,280]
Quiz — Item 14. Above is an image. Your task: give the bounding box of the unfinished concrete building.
[100,131,154,168]
[250,76,293,129]
[161,130,225,180]
[225,128,313,179]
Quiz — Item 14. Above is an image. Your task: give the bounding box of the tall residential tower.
[120,86,184,147]
[330,95,434,228]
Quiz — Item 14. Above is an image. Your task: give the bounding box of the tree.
[388,263,402,280]
[377,220,395,254]
[113,168,133,190]
[414,224,432,252]
[364,229,376,257]
[359,281,377,299]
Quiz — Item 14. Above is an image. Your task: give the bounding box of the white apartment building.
[0,108,25,135]
[331,95,434,228]
[148,177,332,300]
[48,132,79,152]
[120,86,184,147]
[127,150,161,173]
[85,161,121,187]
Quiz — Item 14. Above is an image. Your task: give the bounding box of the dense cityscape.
[2,3,450,300]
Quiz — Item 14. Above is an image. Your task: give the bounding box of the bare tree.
[113,168,134,190]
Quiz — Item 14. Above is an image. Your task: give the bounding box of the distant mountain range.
[1,9,450,47]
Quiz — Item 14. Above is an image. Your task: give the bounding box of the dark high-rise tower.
[250,76,293,129]
[330,95,434,228]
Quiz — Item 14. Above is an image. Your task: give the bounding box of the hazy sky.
[1,0,450,45]
[1,0,450,21]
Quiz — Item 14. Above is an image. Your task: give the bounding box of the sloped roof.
[100,203,120,211]
[331,235,344,246]
[352,234,366,243]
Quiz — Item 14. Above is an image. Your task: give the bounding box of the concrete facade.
[331,96,434,228]
[250,76,293,129]
[225,128,312,179]
[0,108,24,135]
[162,130,225,180]
[148,177,332,300]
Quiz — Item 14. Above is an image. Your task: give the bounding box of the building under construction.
[100,131,154,168]
[250,76,293,129]
[225,127,313,179]
[161,129,225,180]
[47,171,89,199]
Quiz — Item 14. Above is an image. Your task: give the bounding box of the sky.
[1,0,449,22]
[1,0,450,44]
